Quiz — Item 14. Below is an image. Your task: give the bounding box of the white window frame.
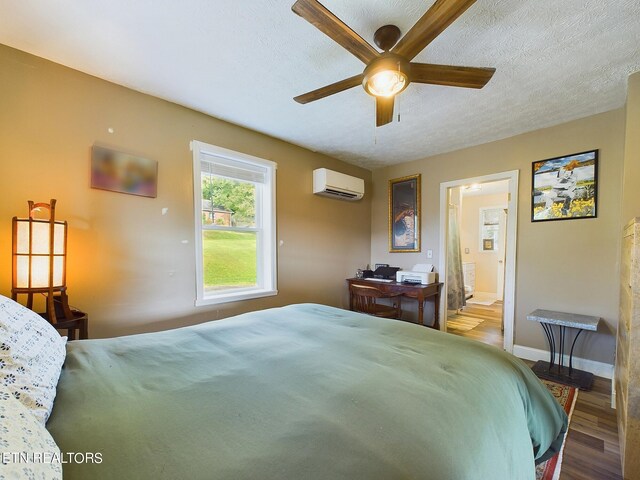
[478,206,503,253]
[191,141,277,306]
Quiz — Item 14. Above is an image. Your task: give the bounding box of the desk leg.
[417,300,424,326]
[433,292,440,330]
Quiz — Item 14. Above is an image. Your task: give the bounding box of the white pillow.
[0,387,63,479]
[0,294,67,424]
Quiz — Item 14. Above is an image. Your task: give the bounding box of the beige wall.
[622,72,640,223]
[460,193,508,294]
[0,44,372,338]
[371,109,625,364]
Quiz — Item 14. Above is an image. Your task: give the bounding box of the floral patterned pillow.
[0,387,63,479]
[0,295,67,424]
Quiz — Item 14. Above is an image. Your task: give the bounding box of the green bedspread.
[47,304,567,480]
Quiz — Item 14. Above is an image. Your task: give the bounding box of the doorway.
[438,171,518,352]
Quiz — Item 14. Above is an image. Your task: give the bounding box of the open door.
[496,208,507,301]
[439,171,518,353]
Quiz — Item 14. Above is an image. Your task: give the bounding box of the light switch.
[427,249,433,259]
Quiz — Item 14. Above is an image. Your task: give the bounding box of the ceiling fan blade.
[294,74,364,104]
[292,0,379,64]
[410,63,495,88]
[392,0,477,60]
[376,96,395,127]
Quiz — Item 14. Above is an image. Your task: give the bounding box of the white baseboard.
[513,345,614,380]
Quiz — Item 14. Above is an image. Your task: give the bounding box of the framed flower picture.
[531,150,598,222]
[388,174,421,252]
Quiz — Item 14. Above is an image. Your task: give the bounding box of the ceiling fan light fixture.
[366,70,407,97]
[362,53,411,98]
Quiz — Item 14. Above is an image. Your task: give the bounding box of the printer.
[396,264,437,285]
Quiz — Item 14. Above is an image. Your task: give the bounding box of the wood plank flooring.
[447,303,623,479]
[446,302,504,348]
[556,374,623,480]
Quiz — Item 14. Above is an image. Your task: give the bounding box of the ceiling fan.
[292,0,496,127]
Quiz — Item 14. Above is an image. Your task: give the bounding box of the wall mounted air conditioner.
[313,168,364,201]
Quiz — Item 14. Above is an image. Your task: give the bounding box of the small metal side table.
[527,309,601,390]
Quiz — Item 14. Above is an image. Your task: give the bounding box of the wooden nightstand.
[39,310,88,340]
[53,310,89,340]
[37,296,89,340]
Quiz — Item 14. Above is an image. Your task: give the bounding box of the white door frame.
[496,208,507,301]
[438,170,519,353]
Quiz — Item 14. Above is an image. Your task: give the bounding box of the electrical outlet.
[427,249,433,259]
[465,247,470,254]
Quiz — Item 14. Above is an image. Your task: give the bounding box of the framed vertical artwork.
[388,174,421,252]
[483,239,495,251]
[91,145,158,198]
[531,150,598,222]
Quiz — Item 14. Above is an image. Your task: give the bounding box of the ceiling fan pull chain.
[373,114,377,144]
[396,61,401,123]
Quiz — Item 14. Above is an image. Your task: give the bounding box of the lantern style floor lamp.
[12,199,88,339]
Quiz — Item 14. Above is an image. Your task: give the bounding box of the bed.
[47,304,567,480]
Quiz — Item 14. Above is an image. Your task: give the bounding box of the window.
[191,141,277,305]
[479,207,502,252]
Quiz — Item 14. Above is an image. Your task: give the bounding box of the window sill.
[195,288,278,307]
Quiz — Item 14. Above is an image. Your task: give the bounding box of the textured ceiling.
[0,1,639,168]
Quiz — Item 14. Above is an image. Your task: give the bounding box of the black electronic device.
[372,266,400,280]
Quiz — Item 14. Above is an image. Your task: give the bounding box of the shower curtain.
[447,203,466,311]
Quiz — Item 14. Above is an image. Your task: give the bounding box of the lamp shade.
[12,200,67,291]
[362,53,411,98]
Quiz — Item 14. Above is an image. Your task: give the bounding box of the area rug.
[535,379,578,480]
[465,292,498,306]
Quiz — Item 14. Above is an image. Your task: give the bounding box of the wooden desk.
[346,278,443,329]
